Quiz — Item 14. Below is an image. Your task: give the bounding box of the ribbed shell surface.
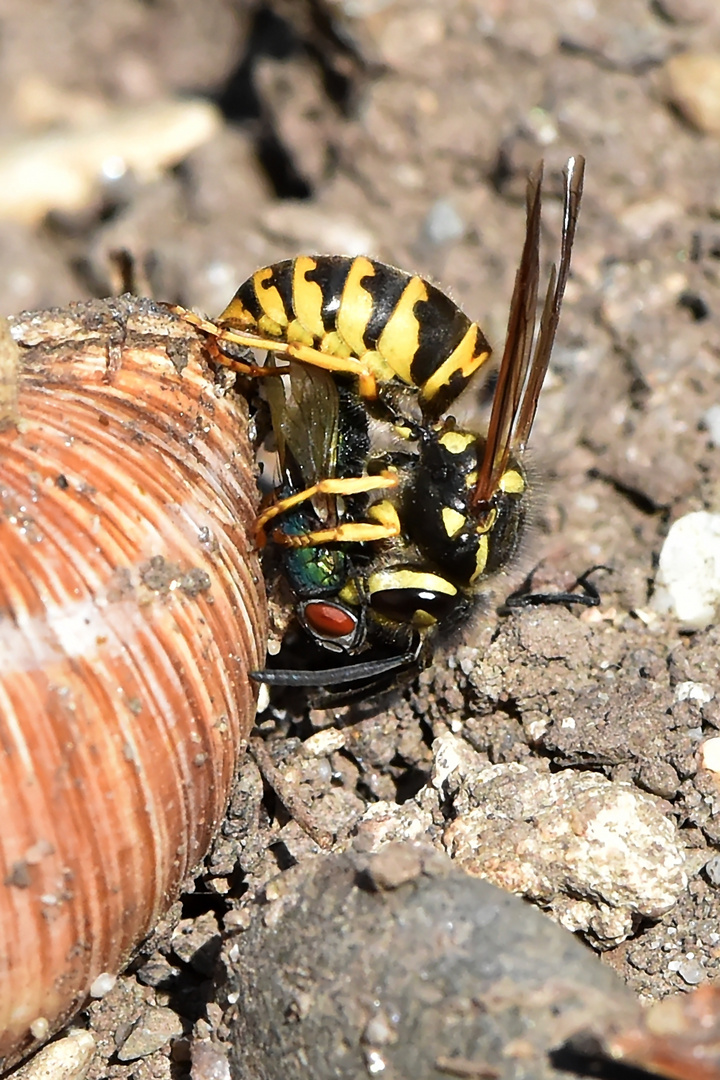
[0,299,266,1068]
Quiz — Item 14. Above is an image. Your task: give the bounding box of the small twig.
[248,737,334,850]
[435,1055,500,1078]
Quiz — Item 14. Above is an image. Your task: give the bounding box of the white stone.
[302,728,347,757]
[444,768,688,947]
[675,681,714,704]
[652,512,720,629]
[700,737,720,774]
[704,403,720,446]
[88,972,116,999]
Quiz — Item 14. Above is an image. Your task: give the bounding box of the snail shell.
[0,298,266,1069]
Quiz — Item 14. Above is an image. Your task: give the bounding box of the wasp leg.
[273,520,401,548]
[200,332,280,378]
[168,304,378,394]
[255,472,399,547]
[165,306,280,377]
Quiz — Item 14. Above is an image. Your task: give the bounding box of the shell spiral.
[0,299,266,1068]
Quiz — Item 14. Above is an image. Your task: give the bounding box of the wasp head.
[403,422,528,587]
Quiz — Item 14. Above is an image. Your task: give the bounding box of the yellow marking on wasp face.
[217,296,257,330]
[368,500,401,533]
[439,430,475,455]
[337,257,376,356]
[442,507,466,537]
[470,533,489,583]
[420,323,491,403]
[339,580,360,605]
[465,470,478,489]
[368,569,457,597]
[292,257,325,339]
[499,468,525,495]
[376,276,427,385]
[413,610,437,628]
[319,331,353,359]
[254,267,289,327]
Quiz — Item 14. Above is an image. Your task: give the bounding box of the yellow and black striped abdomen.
[217,255,492,417]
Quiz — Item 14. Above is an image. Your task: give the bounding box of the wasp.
[171,157,585,698]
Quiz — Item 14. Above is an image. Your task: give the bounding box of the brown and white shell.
[0,298,266,1069]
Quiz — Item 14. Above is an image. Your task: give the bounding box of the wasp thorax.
[404,425,528,587]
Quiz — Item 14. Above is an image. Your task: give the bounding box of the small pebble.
[700,737,720,774]
[28,1019,49,1042]
[675,680,714,704]
[223,906,252,932]
[255,682,270,714]
[652,511,720,629]
[664,53,720,135]
[676,958,706,985]
[8,1030,95,1080]
[170,911,222,975]
[88,972,116,998]
[191,1040,231,1080]
[362,1010,396,1047]
[116,1007,184,1062]
[135,957,182,988]
[301,727,347,757]
[637,760,679,800]
[444,765,687,947]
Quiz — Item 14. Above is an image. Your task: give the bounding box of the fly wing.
[472,155,585,508]
[264,361,340,490]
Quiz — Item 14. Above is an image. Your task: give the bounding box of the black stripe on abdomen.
[410,285,472,385]
[359,262,413,349]
[303,255,354,331]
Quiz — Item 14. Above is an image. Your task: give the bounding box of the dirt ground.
[3,0,720,1077]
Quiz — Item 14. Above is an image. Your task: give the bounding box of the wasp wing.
[514,155,585,450]
[472,155,585,508]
